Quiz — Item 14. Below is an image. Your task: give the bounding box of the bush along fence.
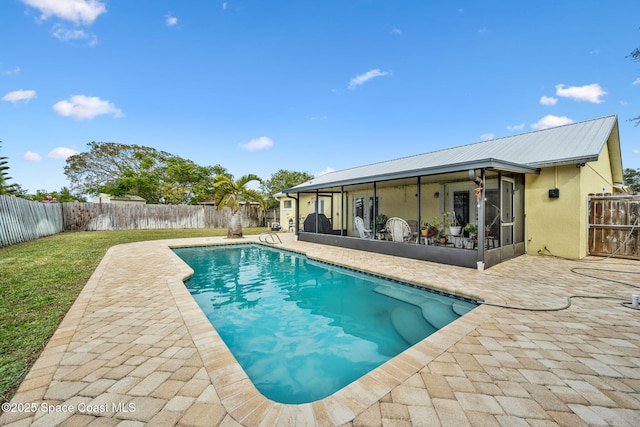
[1,196,278,247]
[0,195,64,247]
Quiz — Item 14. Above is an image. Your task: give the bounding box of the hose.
[481,295,627,312]
[482,216,639,312]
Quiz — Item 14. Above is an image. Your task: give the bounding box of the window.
[354,195,379,231]
[453,191,470,227]
[283,200,292,210]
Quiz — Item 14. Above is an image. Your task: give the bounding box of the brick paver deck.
[2,233,639,426]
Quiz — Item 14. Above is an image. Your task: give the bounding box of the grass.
[0,227,267,403]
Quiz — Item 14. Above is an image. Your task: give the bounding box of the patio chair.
[406,219,420,243]
[385,217,412,242]
[354,216,372,239]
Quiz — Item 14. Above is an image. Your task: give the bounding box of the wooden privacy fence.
[0,195,64,247]
[1,196,276,247]
[62,202,263,232]
[588,194,640,260]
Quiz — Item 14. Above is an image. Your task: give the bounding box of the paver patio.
[1,233,639,426]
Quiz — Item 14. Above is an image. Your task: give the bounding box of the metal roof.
[286,115,619,193]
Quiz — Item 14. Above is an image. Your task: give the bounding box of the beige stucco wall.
[525,140,615,259]
[280,182,443,237]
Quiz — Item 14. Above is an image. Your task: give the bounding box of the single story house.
[280,115,624,269]
[92,193,147,204]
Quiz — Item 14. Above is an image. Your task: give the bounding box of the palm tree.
[214,174,265,238]
[0,142,18,195]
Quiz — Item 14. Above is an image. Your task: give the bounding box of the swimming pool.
[173,244,477,404]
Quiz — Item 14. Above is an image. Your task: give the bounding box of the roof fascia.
[527,155,601,169]
[284,158,538,193]
[605,120,624,184]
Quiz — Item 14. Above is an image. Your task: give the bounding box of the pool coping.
[164,240,499,424]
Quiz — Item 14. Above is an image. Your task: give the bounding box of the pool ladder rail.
[259,232,282,245]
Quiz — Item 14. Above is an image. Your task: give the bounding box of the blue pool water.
[173,244,476,404]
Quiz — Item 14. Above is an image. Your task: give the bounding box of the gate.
[588,194,640,259]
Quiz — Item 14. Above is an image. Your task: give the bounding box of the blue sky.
[2,0,640,194]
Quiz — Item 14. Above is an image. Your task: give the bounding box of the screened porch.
[286,164,530,269]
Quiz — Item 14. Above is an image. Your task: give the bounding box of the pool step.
[452,300,475,316]
[390,307,436,345]
[373,284,459,330]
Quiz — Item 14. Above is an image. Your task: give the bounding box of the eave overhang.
[284,158,539,194]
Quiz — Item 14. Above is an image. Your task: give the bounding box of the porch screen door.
[500,178,515,247]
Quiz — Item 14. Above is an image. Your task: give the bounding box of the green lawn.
[0,227,267,403]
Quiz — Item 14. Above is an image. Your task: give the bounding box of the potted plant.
[464,222,478,238]
[437,228,447,244]
[443,211,461,236]
[374,214,388,232]
[421,220,439,236]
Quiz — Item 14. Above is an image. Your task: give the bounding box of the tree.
[159,157,222,204]
[623,168,640,192]
[23,188,87,203]
[629,47,640,125]
[65,141,227,204]
[214,174,265,238]
[0,142,19,195]
[65,142,173,196]
[259,169,314,208]
[97,151,165,203]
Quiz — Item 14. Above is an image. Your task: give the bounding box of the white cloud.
[48,147,78,159]
[531,115,574,130]
[53,25,88,41]
[555,83,607,104]
[51,24,97,45]
[222,2,228,10]
[238,136,274,151]
[506,123,526,131]
[539,96,558,106]
[480,133,495,141]
[21,0,107,25]
[390,27,402,35]
[310,115,328,121]
[166,14,178,26]
[23,151,42,161]
[316,167,335,177]
[633,78,640,85]
[2,89,36,103]
[4,67,21,76]
[53,94,124,120]
[348,69,391,89]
